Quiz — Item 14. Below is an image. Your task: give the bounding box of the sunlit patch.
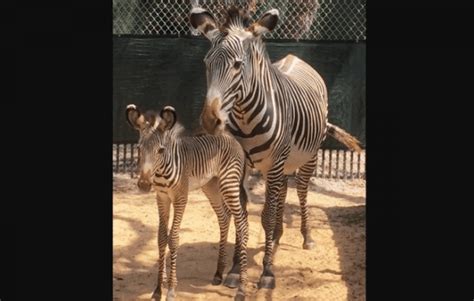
[114,175,365,300]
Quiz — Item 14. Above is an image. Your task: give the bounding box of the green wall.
[113,37,365,148]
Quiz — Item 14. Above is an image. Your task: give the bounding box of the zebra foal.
[125,104,249,301]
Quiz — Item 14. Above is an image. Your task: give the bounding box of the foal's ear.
[247,8,279,36]
[158,106,177,132]
[125,104,146,130]
[189,7,220,41]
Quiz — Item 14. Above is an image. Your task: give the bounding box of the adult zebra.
[190,6,362,289]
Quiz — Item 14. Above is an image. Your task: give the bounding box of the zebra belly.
[188,174,214,191]
[251,155,274,179]
[283,147,315,175]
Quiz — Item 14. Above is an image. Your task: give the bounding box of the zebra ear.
[247,8,279,36]
[189,7,219,40]
[125,104,146,130]
[158,106,177,131]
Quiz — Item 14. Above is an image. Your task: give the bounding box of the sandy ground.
[113,174,366,301]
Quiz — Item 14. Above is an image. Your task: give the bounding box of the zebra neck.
[180,137,211,169]
[164,141,184,178]
[227,41,282,137]
[233,43,280,116]
[236,42,275,108]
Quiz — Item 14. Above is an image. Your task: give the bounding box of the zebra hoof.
[165,289,175,301]
[303,240,315,250]
[258,276,275,289]
[234,291,246,301]
[223,273,240,288]
[212,275,223,286]
[151,286,161,300]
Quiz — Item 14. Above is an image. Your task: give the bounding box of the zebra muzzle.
[137,178,152,192]
[201,97,225,135]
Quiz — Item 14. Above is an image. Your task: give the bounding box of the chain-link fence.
[113,0,366,41]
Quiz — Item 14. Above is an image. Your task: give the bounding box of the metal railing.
[113,142,366,180]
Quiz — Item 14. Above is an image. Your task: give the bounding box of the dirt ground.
[113,174,366,301]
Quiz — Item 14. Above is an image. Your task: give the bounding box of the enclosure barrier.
[113,142,366,180]
[113,0,366,41]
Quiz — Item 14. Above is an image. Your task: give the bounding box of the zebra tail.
[326,122,363,153]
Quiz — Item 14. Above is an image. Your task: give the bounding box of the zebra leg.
[273,175,288,245]
[166,194,187,301]
[151,195,171,301]
[224,165,251,288]
[233,211,249,301]
[220,172,249,300]
[202,178,231,286]
[258,164,286,289]
[296,157,318,250]
[239,162,252,209]
[223,207,243,289]
[239,173,249,212]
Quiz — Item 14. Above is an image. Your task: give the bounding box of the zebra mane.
[221,6,251,31]
[166,122,186,139]
[145,110,186,139]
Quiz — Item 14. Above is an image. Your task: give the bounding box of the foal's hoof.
[165,289,175,301]
[258,276,275,289]
[212,275,223,286]
[151,286,161,300]
[234,292,246,301]
[303,240,315,250]
[223,273,240,288]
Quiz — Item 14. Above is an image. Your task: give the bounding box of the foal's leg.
[219,171,249,300]
[151,194,171,301]
[202,178,231,285]
[224,165,250,288]
[165,192,187,301]
[223,205,242,289]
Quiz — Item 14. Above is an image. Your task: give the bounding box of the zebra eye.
[233,60,242,69]
[158,147,165,154]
